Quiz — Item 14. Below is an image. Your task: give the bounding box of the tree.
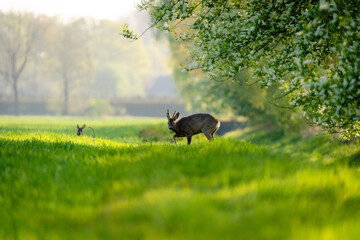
[51,19,93,115]
[170,37,305,132]
[123,0,360,139]
[89,20,152,98]
[0,12,43,115]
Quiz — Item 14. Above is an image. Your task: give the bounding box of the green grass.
[0,116,359,240]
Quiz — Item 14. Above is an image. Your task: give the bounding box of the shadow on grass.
[228,127,360,163]
[349,151,360,168]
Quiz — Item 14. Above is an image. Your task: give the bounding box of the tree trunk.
[63,76,69,115]
[32,59,38,97]
[12,78,19,115]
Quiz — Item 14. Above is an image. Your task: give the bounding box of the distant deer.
[77,124,86,136]
[167,109,220,145]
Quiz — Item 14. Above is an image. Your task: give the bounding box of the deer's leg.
[187,136,192,145]
[210,129,217,139]
[203,132,212,141]
[210,125,220,140]
[173,135,177,144]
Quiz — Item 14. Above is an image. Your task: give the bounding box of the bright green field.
[0,116,359,240]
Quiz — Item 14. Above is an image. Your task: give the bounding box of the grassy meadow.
[0,116,359,240]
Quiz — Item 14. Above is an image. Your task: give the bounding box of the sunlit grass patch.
[0,115,165,143]
[0,116,359,240]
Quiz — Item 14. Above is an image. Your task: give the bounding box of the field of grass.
[0,116,359,240]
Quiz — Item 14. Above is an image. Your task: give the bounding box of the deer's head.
[77,124,86,136]
[167,109,179,131]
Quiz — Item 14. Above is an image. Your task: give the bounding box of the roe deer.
[167,109,220,145]
[77,124,86,136]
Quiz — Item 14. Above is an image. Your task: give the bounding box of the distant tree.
[51,19,93,115]
[0,12,43,115]
[90,20,152,98]
[123,0,360,139]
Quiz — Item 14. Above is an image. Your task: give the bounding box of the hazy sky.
[0,0,142,20]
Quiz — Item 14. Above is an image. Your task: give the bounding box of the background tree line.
[0,11,169,115]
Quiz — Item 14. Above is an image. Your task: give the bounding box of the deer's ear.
[77,124,80,129]
[167,109,171,119]
[174,112,180,120]
[82,124,86,129]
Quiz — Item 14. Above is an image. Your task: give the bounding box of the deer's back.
[177,113,219,134]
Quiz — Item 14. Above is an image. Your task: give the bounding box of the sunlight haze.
[0,0,142,20]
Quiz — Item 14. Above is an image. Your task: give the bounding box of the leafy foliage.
[123,0,360,139]
[169,38,305,131]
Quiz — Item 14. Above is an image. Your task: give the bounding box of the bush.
[85,99,114,116]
